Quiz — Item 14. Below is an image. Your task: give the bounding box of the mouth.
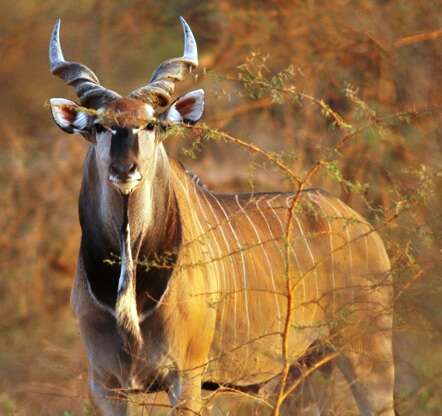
[109,174,142,195]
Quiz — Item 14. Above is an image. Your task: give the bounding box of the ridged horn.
[129,16,198,108]
[49,18,120,108]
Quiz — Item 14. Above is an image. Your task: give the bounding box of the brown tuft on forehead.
[100,98,154,128]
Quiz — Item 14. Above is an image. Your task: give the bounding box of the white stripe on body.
[206,191,251,364]
[174,173,211,289]
[336,199,355,304]
[199,190,240,348]
[266,194,305,323]
[307,192,336,314]
[191,183,229,350]
[235,194,282,328]
[322,197,355,304]
[288,195,320,324]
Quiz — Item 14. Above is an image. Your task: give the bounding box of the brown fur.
[102,98,153,128]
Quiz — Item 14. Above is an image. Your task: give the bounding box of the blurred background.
[0,0,441,414]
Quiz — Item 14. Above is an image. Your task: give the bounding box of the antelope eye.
[95,123,106,134]
[145,122,155,132]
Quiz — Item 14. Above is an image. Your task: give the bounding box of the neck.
[79,144,181,313]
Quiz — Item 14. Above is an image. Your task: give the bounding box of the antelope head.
[49,17,204,195]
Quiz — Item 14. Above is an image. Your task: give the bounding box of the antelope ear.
[49,98,94,139]
[163,89,204,124]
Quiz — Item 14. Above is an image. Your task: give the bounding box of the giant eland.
[48,17,396,416]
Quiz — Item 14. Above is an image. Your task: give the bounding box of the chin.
[109,179,140,195]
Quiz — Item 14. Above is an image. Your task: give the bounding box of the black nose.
[110,161,137,180]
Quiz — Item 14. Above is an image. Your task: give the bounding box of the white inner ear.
[166,106,183,123]
[166,89,205,123]
[50,98,73,128]
[74,112,90,130]
[50,98,90,131]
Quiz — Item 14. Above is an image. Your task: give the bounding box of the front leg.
[168,367,205,416]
